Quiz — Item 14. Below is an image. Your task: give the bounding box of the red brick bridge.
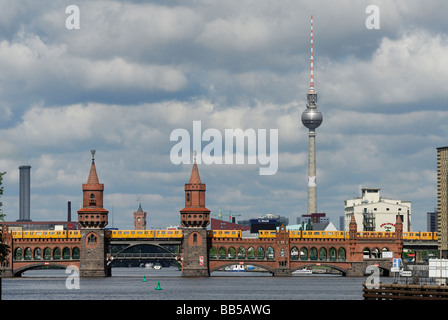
[0,154,404,277]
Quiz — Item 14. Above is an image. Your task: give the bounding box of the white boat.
[232,265,245,272]
[153,263,162,270]
[293,268,312,274]
[144,263,154,269]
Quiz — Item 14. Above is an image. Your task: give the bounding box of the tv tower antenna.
[301,15,323,215]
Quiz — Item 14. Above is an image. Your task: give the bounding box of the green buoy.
[155,280,162,290]
[142,275,147,282]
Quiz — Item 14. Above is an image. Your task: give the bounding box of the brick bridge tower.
[180,157,210,276]
[77,150,109,277]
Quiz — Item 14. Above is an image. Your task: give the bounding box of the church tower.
[78,150,109,277]
[180,156,210,276]
[134,203,147,230]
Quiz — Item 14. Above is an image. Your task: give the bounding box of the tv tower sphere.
[301,98,323,129]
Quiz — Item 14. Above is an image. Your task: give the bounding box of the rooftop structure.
[344,188,411,232]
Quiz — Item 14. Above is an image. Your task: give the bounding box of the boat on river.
[224,265,245,272]
[293,268,313,275]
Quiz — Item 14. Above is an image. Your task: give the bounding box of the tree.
[0,171,5,221]
[0,171,10,264]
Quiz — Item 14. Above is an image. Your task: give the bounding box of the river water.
[2,266,387,301]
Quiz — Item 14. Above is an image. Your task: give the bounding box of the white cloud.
[321,31,448,108]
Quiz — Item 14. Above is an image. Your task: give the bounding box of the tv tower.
[301,15,323,214]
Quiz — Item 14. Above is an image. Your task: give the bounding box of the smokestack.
[18,165,32,222]
[67,201,71,222]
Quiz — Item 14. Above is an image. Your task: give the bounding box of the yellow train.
[107,229,183,239]
[403,232,438,240]
[301,231,346,239]
[10,229,183,240]
[11,230,81,239]
[258,230,438,241]
[258,230,277,238]
[356,231,396,239]
[259,230,346,239]
[208,230,242,238]
[10,228,439,241]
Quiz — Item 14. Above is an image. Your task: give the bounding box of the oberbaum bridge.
[0,152,437,278]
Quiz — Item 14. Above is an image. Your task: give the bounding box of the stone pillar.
[181,228,209,277]
[274,225,291,276]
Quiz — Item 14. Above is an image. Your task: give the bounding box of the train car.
[68,230,81,238]
[155,229,183,238]
[302,231,346,239]
[356,232,396,239]
[403,232,419,240]
[137,230,155,238]
[208,230,242,238]
[324,231,345,239]
[23,230,67,239]
[289,230,302,238]
[111,230,156,239]
[258,230,276,238]
[11,231,23,239]
[419,232,433,240]
[403,232,438,241]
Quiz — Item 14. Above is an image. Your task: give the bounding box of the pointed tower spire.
[309,15,315,94]
[87,149,100,184]
[189,150,202,184]
[81,150,105,209]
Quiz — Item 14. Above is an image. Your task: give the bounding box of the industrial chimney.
[18,165,32,222]
[67,201,71,222]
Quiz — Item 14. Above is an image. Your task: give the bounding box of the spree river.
[1,266,387,301]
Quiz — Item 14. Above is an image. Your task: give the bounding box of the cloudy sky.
[1,0,447,231]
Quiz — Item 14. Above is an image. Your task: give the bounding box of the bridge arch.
[112,243,175,256]
[257,246,265,259]
[319,247,327,260]
[13,262,77,277]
